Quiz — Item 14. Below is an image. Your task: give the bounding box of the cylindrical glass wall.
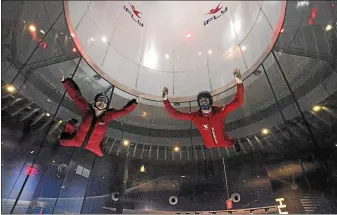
[2,0,337,214]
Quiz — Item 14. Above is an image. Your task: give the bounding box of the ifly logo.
[123,3,144,27]
[204,1,228,26]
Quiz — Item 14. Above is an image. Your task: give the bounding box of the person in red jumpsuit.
[59,70,139,157]
[162,68,244,152]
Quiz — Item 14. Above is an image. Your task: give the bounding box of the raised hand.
[162,87,168,100]
[233,68,243,84]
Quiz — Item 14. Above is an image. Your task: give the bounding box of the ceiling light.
[53,160,55,163]
[46,113,51,117]
[28,24,36,32]
[102,36,107,42]
[72,47,77,53]
[198,52,202,55]
[297,1,309,8]
[70,33,75,38]
[165,54,170,59]
[140,165,145,173]
[208,50,212,54]
[280,28,284,33]
[312,105,322,112]
[31,151,35,154]
[5,84,16,93]
[40,29,45,34]
[89,37,95,42]
[142,112,147,117]
[181,175,185,178]
[58,120,63,124]
[241,46,246,51]
[174,146,179,152]
[261,128,269,135]
[186,33,191,38]
[123,139,130,146]
[325,24,332,31]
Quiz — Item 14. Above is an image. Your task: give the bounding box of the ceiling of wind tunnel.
[65,1,286,102]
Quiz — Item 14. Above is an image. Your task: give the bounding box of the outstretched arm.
[63,78,90,112]
[221,68,245,115]
[163,100,193,120]
[106,99,138,122]
[162,87,193,120]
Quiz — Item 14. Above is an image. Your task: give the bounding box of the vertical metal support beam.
[2,97,23,110]
[156,146,159,160]
[140,144,145,159]
[188,102,196,160]
[80,155,96,214]
[11,102,33,116]
[116,156,129,214]
[9,57,82,214]
[116,141,122,156]
[133,143,138,158]
[209,149,214,160]
[109,138,117,154]
[148,145,152,160]
[237,139,247,154]
[126,142,131,158]
[187,146,190,161]
[254,136,264,149]
[201,145,205,160]
[164,146,167,161]
[271,51,320,152]
[246,137,255,151]
[20,108,39,121]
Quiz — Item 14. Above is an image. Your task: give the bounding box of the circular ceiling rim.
[63,0,287,103]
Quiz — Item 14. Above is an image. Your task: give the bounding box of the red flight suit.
[164,84,244,149]
[60,78,137,156]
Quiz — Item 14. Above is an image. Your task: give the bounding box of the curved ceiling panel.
[65,0,286,102]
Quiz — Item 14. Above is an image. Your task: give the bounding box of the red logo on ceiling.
[204,1,228,26]
[206,1,223,15]
[123,3,144,27]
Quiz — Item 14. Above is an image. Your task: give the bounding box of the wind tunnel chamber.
[1,0,337,214]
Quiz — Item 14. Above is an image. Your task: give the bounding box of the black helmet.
[197,91,213,110]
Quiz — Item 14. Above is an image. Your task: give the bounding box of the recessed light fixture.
[241,46,246,51]
[325,24,332,31]
[123,139,130,146]
[280,28,285,33]
[40,29,45,34]
[312,105,322,112]
[5,84,16,93]
[165,54,170,59]
[70,33,75,38]
[186,33,192,38]
[174,146,179,152]
[28,24,36,32]
[72,47,77,53]
[102,36,107,42]
[198,52,202,55]
[208,50,212,54]
[89,37,95,42]
[261,128,269,135]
